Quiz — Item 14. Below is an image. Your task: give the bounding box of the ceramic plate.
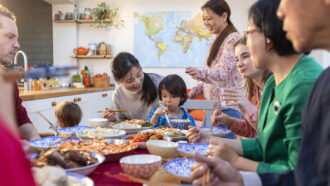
[199,126,231,137]
[59,126,95,134]
[163,158,196,182]
[66,172,94,186]
[76,128,126,139]
[178,143,208,158]
[29,136,79,148]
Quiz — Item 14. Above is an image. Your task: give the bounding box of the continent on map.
[173,13,212,53]
[155,41,168,60]
[139,12,167,59]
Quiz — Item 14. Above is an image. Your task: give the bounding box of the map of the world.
[134,11,215,67]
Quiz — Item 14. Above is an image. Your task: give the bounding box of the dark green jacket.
[242,55,323,173]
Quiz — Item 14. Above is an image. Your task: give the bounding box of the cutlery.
[37,111,60,136]
[164,108,174,128]
[202,168,210,186]
[47,132,76,149]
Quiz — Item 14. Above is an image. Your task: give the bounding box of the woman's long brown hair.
[233,38,272,103]
[202,0,238,67]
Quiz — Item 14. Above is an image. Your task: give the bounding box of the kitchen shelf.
[71,55,112,59]
[53,19,113,24]
[53,20,75,23]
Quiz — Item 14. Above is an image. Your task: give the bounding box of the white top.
[112,73,163,121]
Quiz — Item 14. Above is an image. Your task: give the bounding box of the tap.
[14,50,30,90]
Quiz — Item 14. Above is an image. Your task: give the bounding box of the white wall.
[52,0,256,88]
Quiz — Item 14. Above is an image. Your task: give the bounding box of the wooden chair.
[182,99,215,127]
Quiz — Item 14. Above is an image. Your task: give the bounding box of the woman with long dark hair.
[185,0,242,138]
[103,52,162,122]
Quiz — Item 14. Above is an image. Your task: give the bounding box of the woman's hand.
[212,108,233,128]
[207,138,240,167]
[186,126,212,143]
[221,88,249,109]
[190,153,244,186]
[102,107,117,122]
[185,67,201,81]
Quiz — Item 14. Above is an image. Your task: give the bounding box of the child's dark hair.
[55,101,82,127]
[158,74,188,106]
[248,0,296,56]
[111,52,157,105]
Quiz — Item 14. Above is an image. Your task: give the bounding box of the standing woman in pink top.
[185,0,242,138]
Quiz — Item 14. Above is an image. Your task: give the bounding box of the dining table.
[88,149,149,186]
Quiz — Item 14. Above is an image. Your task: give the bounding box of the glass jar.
[84,8,92,16]
[65,12,73,20]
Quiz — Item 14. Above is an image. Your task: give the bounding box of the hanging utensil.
[37,111,60,136]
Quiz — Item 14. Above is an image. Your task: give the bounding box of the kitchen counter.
[19,85,115,101]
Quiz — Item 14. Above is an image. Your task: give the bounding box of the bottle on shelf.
[73,4,79,20]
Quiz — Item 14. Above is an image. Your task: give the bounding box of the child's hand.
[154,107,167,117]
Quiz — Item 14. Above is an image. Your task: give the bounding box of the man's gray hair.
[0,4,16,28]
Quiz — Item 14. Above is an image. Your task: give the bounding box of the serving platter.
[29,136,79,148]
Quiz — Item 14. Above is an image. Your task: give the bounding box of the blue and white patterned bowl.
[178,143,209,158]
[199,126,231,137]
[58,126,95,134]
[29,136,79,148]
[163,158,196,182]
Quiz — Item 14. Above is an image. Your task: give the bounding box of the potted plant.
[92,2,124,29]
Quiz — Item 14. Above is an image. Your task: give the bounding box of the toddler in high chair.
[147,74,196,129]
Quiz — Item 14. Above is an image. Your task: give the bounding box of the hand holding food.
[186,126,212,143]
[207,138,239,166]
[190,153,244,186]
[154,107,167,117]
[102,107,117,122]
[211,108,233,128]
[185,67,201,81]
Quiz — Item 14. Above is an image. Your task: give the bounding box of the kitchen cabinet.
[22,90,113,133]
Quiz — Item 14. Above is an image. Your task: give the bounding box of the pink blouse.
[189,32,242,110]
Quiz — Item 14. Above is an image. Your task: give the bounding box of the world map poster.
[134,11,215,67]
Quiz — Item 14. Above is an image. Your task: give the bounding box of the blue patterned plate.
[66,172,94,186]
[200,126,231,137]
[163,158,196,182]
[29,136,79,148]
[178,143,209,158]
[59,126,95,134]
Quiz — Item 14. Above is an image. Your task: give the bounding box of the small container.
[83,76,91,87]
[79,13,85,20]
[66,12,73,20]
[84,8,92,16]
[54,14,60,20]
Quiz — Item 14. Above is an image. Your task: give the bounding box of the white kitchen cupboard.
[22,90,113,133]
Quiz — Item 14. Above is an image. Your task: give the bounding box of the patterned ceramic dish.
[170,119,191,130]
[58,126,95,134]
[199,126,231,137]
[29,136,79,148]
[163,158,196,182]
[120,154,162,179]
[177,143,209,158]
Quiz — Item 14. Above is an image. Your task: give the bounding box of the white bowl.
[146,140,179,159]
[66,152,105,175]
[77,128,126,139]
[120,154,161,179]
[87,118,109,128]
[112,123,142,134]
